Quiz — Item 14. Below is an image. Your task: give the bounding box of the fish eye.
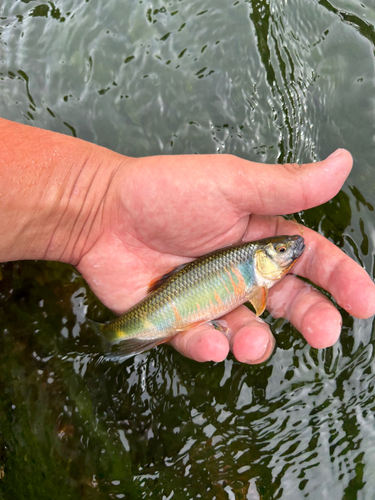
[276,244,287,253]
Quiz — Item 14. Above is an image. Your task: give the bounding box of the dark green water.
[0,0,375,498]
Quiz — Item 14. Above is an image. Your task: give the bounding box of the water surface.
[0,0,374,498]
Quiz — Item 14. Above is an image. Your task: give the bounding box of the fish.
[100,235,305,358]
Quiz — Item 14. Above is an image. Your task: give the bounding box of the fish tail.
[86,317,105,337]
[87,317,172,358]
[87,318,123,346]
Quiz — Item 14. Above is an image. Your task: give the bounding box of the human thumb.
[223,149,353,215]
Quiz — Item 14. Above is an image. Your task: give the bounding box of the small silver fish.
[101,235,305,357]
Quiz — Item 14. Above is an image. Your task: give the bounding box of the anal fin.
[110,336,173,358]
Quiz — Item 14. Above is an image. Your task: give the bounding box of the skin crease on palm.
[0,118,374,364]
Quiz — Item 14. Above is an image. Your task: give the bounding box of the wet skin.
[0,118,374,363]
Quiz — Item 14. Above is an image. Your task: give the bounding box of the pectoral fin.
[247,286,268,316]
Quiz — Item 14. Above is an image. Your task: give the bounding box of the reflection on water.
[0,0,375,498]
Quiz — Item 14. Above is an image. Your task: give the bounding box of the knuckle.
[282,162,303,174]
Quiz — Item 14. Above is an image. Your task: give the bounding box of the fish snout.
[292,235,305,258]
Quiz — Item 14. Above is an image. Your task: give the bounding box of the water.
[0,0,374,498]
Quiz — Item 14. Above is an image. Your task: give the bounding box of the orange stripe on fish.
[225,266,246,297]
[208,298,221,317]
[219,275,230,294]
[171,303,183,327]
[214,290,224,308]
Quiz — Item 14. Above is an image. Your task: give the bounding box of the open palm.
[77,151,375,363]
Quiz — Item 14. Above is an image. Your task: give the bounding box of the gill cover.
[255,247,286,280]
[254,236,303,281]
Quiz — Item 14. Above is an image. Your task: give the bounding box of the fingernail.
[327,148,343,159]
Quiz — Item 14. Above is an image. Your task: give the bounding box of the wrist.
[0,118,123,265]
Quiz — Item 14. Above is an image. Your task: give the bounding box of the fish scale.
[101,235,305,357]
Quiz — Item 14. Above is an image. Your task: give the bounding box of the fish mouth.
[293,235,305,258]
[282,235,305,273]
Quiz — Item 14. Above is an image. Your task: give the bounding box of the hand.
[75,150,375,363]
[1,119,373,363]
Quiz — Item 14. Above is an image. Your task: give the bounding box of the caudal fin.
[87,318,172,358]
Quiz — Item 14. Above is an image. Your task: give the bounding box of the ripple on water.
[0,0,375,498]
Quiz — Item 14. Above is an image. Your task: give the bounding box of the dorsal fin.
[147,263,189,293]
